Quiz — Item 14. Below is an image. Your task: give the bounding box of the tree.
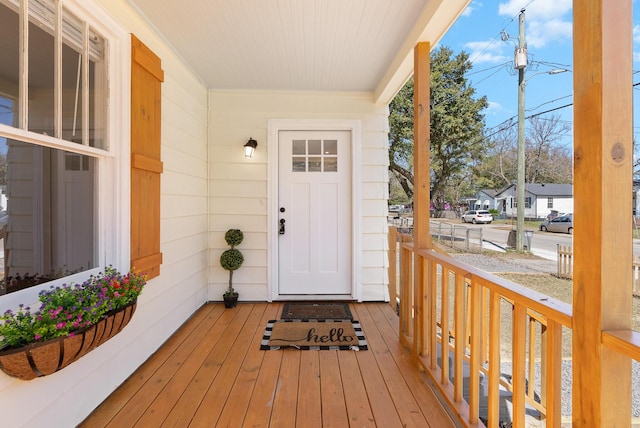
[388,78,415,200]
[388,46,488,216]
[476,114,572,188]
[525,115,572,183]
[473,125,516,189]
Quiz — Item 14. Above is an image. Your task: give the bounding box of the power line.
[472,63,512,86]
[526,94,573,113]
[466,61,512,76]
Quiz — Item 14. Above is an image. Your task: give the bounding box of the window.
[0,0,116,294]
[512,197,532,209]
[548,197,554,208]
[291,139,338,172]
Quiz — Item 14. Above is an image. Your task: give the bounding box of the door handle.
[279,219,286,235]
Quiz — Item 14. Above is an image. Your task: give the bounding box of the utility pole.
[515,9,527,251]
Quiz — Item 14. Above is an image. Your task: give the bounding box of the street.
[464,222,640,261]
[479,223,571,260]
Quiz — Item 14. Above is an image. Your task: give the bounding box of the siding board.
[210,91,389,301]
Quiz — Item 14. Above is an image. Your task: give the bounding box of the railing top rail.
[415,247,573,328]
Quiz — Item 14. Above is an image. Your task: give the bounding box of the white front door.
[278,130,352,296]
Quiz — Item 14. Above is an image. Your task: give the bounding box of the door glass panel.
[308,157,321,172]
[292,139,306,155]
[324,139,337,155]
[308,139,321,155]
[324,157,337,172]
[292,157,306,172]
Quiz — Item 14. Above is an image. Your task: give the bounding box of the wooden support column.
[573,1,633,425]
[413,41,431,359]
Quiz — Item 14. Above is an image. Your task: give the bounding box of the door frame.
[267,119,362,302]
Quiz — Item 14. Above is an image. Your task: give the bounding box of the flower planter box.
[0,301,137,381]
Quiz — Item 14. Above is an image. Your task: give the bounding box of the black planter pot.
[223,293,239,308]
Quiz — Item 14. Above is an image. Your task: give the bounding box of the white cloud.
[461,1,482,17]
[498,0,572,47]
[526,19,572,48]
[485,101,508,117]
[465,40,510,65]
[629,22,640,63]
[498,0,571,21]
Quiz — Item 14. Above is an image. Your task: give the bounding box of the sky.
[438,0,640,150]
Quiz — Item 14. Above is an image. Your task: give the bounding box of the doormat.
[280,302,353,320]
[260,319,367,351]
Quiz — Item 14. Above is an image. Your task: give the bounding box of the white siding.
[208,91,390,301]
[0,0,210,426]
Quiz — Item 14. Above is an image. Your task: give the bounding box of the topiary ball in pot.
[220,229,244,300]
[224,228,244,247]
[220,248,244,272]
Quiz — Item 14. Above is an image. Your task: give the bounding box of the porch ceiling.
[126,0,469,104]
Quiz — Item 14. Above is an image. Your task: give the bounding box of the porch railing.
[557,245,640,296]
[389,226,640,426]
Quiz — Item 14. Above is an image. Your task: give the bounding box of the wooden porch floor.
[80,302,457,427]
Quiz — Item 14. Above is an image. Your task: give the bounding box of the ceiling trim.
[373,0,471,106]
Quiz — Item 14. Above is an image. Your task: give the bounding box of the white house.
[0,2,637,426]
[495,183,573,220]
[0,0,471,425]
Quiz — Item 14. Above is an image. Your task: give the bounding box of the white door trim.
[267,119,362,302]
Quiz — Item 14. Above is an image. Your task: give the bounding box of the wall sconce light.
[244,138,258,158]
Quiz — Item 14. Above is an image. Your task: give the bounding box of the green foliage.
[429,47,488,214]
[220,249,244,271]
[388,46,488,214]
[224,229,244,247]
[0,267,146,349]
[220,229,244,296]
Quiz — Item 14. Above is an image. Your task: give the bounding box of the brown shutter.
[130,34,164,279]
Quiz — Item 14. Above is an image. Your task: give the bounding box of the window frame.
[0,0,130,307]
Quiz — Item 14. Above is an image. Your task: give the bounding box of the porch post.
[573,1,632,425]
[413,41,431,359]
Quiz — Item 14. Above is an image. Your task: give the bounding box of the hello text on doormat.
[260,319,367,351]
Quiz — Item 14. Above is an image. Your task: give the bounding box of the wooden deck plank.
[318,350,349,427]
[127,306,241,427]
[337,350,376,426]
[295,350,322,428]
[242,345,283,427]
[270,350,301,426]
[80,304,223,427]
[81,303,456,428]
[152,304,255,427]
[189,303,270,426]
[350,304,432,427]
[364,303,456,427]
[214,303,281,427]
[352,348,405,428]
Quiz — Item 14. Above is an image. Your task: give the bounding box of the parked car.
[540,214,573,234]
[461,210,493,224]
